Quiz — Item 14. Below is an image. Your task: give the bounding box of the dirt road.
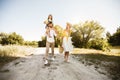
[0,49,110,80]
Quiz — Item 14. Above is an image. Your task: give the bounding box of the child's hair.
[48,14,53,20]
[45,14,53,28]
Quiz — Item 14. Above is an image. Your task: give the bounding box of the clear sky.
[0,0,120,41]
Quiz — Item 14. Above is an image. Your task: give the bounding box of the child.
[44,14,53,38]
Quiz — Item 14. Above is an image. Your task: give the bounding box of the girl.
[44,14,53,28]
[62,22,73,62]
[44,14,53,38]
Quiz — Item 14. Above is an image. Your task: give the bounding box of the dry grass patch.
[0,45,35,68]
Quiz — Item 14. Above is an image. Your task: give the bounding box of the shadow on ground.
[0,56,19,69]
[72,54,120,80]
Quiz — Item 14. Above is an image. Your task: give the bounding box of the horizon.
[0,0,120,41]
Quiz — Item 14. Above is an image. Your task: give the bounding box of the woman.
[62,22,73,62]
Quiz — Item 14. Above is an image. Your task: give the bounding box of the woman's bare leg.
[66,52,69,62]
[64,52,69,62]
[64,52,67,61]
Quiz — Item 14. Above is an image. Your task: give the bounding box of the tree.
[106,32,111,40]
[0,32,9,45]
[71,31,82,47]
[108,26,120,45]
[54,25,64,47]
[38,36,46,47]
[0,32,24,45]
[72,21,104,48]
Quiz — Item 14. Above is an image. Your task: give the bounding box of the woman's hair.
[66,22,71,30]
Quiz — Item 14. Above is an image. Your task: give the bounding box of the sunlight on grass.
[0,45,34,57]
[72,47,120,56]
[72,48,104,54]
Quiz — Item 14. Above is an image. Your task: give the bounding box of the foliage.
[38,36,46,47]
[108,26,120,46]
[24,41,38,47]
[71,31,82,47]
[54,25,64,47]
[71,21,104,48]
[0,32,24,45]
[88,38,110,51]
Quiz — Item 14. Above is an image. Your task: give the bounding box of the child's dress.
[62,31,73,52]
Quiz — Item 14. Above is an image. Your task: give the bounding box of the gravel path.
[0,49,111,80]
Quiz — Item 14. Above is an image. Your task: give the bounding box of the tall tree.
[54,25,64,47]
[72,21,104,47]
[108,26,120,45]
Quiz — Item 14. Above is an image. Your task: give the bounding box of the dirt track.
[0,49,111,80]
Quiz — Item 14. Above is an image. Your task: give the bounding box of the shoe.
[44,60,48,65]
[51,57,55,61]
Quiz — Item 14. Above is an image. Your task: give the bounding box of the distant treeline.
[0,20,120,51]
[0,32,38,47]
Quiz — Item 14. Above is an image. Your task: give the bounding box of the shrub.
[88,38,110,51]
[0,32,24,45]
[24,41,38,47]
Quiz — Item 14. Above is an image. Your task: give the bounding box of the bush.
[24,41,38,47]
[38,36,46,47]
[0,32,24,45]
[88,38,110,51]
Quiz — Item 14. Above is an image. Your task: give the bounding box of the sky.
[0,0,120,41]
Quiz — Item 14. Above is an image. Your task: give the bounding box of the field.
[72,47,120,80]
[0,45,120,80]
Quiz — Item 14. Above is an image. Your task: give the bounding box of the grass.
[0,45,24,57]
[72,46,120,80]
[0,45,35,69]
[109,46,120,56]
[72,46,120,56]
[0,45,120,79]
[0,56,18,69]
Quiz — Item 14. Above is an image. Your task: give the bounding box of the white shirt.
[46,29,57,43]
